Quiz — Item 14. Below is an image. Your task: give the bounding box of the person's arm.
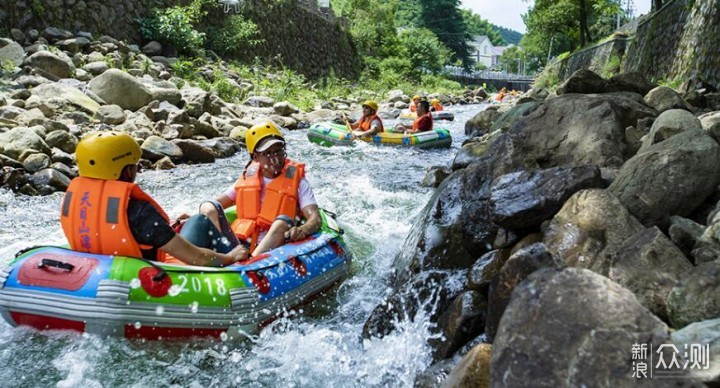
[161,234,248,266]
[285,204,320,241]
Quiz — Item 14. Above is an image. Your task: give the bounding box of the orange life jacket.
[409,101,418,112]
[412,112,433,132]
[358,113,384,132]
[60,177,169,260]
[432,104,443,111]
[231,160,305,252]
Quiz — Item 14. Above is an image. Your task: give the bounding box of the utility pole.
[546,36,555,65]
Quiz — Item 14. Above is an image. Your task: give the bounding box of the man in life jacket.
[409,95,421,113]
[60,131,247,266]
[395,100,433,134]
[350,100,384,138]
[430,98,443,112]
[181,121,320,257]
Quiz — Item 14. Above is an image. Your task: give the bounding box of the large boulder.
[443,344,492,388]
[671,319,720,385]
[465,107,500,136]
[543,189,645,275]
[700,110,720,141]
[608,72,659,96]
[23,51,74,79]
[0,39,25,67]
[88,69,153,110]
[644,86,693,113]
[609,226,692,321]
[0,127,52,160]
[609,129,720,228]
[667,261,720,329]
[638,109,702,152]
[490,268,684,387]
[556,69,610,95]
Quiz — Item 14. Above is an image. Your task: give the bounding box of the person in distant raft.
[60,131,247,266]
[430,98,444,112]
[395,100,433,134]
[180,121,320,257]
[409,95,421,113]
[350,100,384,138]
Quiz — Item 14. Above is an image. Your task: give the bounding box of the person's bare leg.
[252,219,291,256]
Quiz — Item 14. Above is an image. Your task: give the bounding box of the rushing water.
[0,104,485,387]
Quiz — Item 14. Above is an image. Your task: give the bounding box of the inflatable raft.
[0,209,350,339]
[307,122,451,149]
[398,110,455,121]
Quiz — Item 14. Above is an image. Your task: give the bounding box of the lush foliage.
[141,0,261,56]
[417,0,472,68]
[494,25,523,45]
[462,9,504,46]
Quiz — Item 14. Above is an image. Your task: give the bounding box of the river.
[0,104,485,387]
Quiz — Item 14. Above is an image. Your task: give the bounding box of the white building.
[468,35,510,69]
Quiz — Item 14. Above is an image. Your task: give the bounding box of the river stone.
[671,319,720,385]
[0,105,28,120]
[41,27,73,43]
[23,51,74,79]
[464,107,499,136]
[700,111,720,141]
[638,109,702,152]
[82,61,109,75]
[608,72,658,96]
[55,37,90,54]
[667,261,720,329]
[243,96,274,108]
[140,135,183,162]
[191,116,222,139]
[22,153,51,173]
[668,216,705,259]
[557,69,611,94]
[142,41,162,56]
[51,148,74,165]
[490,165,603,230]
[414,358,455,388]
[609,129,720,228]
[543,189,645,275]
[362,270,462,340]
[467,250,509,294]
[16,108,46,126]
[171,139,215,164]
[391,161,497,286]
[421,166,451,188]
[88,69,153,111]
[490,267,682,387]
[644,86,693,113]
[273,101,299,116]
[45,130,78,154]
[443,343,491,388]
[192,138,238,158]
[151,88,182,106]
[609,226,692,321]
[30,167,72,192]
[31,83,100,115]
[153,156,176,170]
[49,162,76,179]
[0,127,51,160]
[181,88,211,118]
[431,290,486,361]
[485,243,565,340]
[95,105,126,125]
[0,39,25,67]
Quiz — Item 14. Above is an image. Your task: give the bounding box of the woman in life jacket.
[60,131,247,266]
[179,121,321,257]
[350,100,384,138]
[409,95,421,113]
[395,99,433,134]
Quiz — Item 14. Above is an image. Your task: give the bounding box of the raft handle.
[38,258,75,272]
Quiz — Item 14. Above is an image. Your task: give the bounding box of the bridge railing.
[444,66,535,81]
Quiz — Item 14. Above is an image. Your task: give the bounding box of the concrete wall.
[0,0,360,80]
[550,0,720,89]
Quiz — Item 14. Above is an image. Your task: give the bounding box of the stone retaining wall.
[0,0,359,80]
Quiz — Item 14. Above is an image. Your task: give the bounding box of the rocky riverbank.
[366,69,720,386]
[0,27,486,195]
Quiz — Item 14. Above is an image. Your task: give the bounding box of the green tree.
[494,25,523,45]
[461,9,504,46]
[417,0,472,69]
[331,0,399,59]
[397,28,452,75]
[395,0,422,27]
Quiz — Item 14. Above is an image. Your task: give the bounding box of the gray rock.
[490,268,681,387]
[557,69,610,95]
[464,107,500,137]
[608,72,658,96]
[41,27,73,43]
[644,86,693,113]
[0,39,25,67]
[197,137,241,158]
[88,69,153,110]
[95,105,126,125]
[22,153,51,173]
[243,96,275,108]
[54,37,90,53]
[667,261,720,328]
[700,110,720,142]
[30,167,72,192]
[543,189,645,275]
[140,135,183,162]
[142,41,162,56]
[0,127,51,160]
[273,101,299,116]
[490,165,603,230]
[171,139,215,163]
[668,216,706,259]
[421,166,451,188]
[442,343,491,388]
[638,109,702,151]
[45,128,78,154]
[431,291,486,361]
[671,319,720,385]
[49,162,76,179]
[609,226,692,321]
[30,83,100,115]
[610,129,720,228]
[82,61,109,75]
[467,250,509,294]
[23,51,74,79]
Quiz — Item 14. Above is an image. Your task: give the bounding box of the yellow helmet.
[362,100,378,112]
[246,121,284,154]
[76,131,141,180]
[430,98,441,105]
[412,95,421,100]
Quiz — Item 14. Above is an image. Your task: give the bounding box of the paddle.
[341,113,355,140]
